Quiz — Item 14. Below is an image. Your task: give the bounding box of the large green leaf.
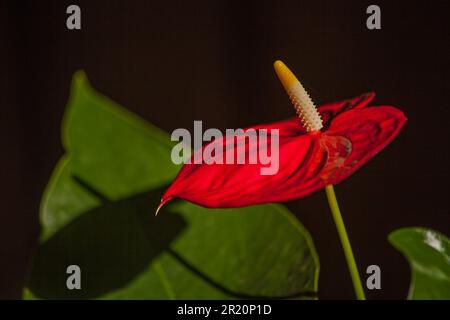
[389,227,450,300]
[25,71,319,299]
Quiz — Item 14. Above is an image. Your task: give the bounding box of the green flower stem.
[325,185,366,300]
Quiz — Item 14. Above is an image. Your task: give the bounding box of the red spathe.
[160,93,407,208]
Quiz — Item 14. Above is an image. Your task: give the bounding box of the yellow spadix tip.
[273,60,299,92]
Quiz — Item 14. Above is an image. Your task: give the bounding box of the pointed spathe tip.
[155,203,163,216]
[155,196,174,216]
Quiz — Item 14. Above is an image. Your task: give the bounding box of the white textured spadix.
[274,60,323,132]
[289,82,323,132]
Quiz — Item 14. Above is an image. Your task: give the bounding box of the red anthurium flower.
[157,61,406,212]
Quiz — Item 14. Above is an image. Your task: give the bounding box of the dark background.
[1,0,449,299]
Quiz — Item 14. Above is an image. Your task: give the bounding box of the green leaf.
[25,71,319,299]
[389,227,450,300]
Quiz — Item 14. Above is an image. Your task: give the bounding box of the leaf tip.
[73,70,88,84]
[71,70,92,94]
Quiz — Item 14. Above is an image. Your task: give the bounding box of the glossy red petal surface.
[161,132,316,207]
[160,130,356,208]
[318,92,375,126]
[324,105,407,184]
[160,94,406,209]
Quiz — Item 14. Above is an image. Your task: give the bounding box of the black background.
[1,0,449,299]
